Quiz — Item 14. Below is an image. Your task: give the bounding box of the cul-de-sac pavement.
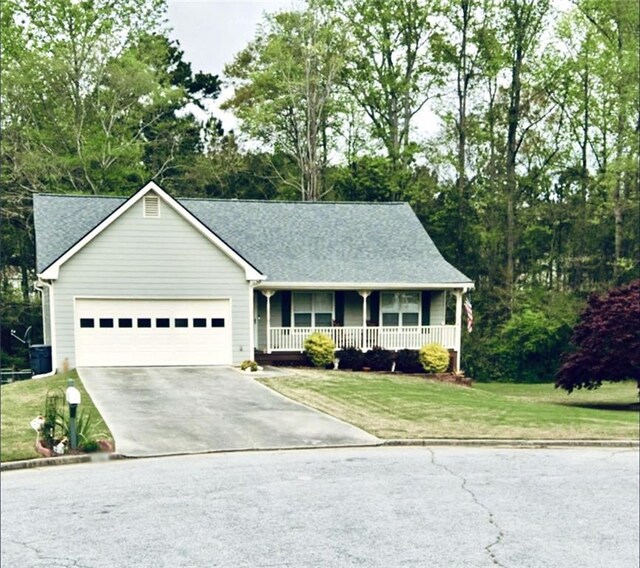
[2,446,638,567]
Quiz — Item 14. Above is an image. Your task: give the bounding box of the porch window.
[381,292,420,326]
[293,292,333,327]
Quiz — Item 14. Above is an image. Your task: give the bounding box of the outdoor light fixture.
[65,378,81,450]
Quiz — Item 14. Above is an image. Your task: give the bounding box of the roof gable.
[34,182,264,281]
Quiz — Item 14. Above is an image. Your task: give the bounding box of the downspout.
[33,278,57,378]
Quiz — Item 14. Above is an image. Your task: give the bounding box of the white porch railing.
[268,325,456,352]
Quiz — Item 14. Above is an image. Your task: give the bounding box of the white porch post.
[358,290,370,351]
[262,290,274,354]
[454,290,462,373]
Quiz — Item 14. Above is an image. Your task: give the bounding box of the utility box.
[30,345,52,376]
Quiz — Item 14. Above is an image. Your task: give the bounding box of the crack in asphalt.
[5,538,90,568]
[426,448,507,568]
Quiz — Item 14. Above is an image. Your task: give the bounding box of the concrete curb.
[2,439,637,471]
[0,453,126,472]
[382,439,640,449]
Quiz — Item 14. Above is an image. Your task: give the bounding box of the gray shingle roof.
[33,193,472,285]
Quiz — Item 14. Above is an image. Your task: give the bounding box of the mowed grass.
[259,369,639,440]
[1,371,113,462]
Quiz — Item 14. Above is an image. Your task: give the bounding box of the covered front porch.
[253,287,469,371]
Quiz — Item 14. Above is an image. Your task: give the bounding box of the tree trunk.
[506,42,523,304]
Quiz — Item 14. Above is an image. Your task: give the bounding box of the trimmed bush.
[240,360,258,372]
[337,346,365,370]
[304,332,336,367]
[395,349,423,373]
[419,343,449,374]
[365,346,394,371]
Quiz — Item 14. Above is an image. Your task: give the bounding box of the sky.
[167,0,302,77]
[167,0,303,131]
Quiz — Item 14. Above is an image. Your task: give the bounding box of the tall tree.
[575,0,639,280]
[223,4,346,201]
[330,0,442,175]
[501,0,551,301]
[432,0,498,268]
[0,0,219,298]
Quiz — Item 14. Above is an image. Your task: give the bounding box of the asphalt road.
[77,366,378,456]
[2,447,638,568]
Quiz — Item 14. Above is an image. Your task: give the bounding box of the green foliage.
[0,283,42,369]
[464,290,582,383]
[223,4,347,200]
[240,360,259,372]
[56,408,109,453]
[42,389,65,449]
[419,344,450,374]
[0,0,222,330]
[304,332,336,367]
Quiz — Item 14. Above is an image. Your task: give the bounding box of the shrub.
[463,296,579,383]
[365,346,394,371]
[240,360,258,372]
[395,349,423,373]
[56,408,109,453]
[419,343,449,374]
[336,346,365,370]
[556,280,640,393]
[304,332,336,367]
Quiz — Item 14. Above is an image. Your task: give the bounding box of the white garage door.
[75,298,232,367]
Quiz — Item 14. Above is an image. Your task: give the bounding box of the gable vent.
[143,195,160,218]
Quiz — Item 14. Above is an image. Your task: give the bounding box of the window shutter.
[368,291,380,326]
[335,291,344,326]
[281,291,291,328]
[421,291,431,325]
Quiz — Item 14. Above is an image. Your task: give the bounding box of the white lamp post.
[65,379,81,450]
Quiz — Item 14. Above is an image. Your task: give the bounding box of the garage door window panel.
[99,318,114,328]
[137,318,152,328]
[156,318,170,328]
[80,318,94,328]
[175,318,189,328]
[193,318,207,328]
[118,318,133,328]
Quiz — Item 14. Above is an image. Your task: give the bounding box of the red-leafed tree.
[556,280,640,393]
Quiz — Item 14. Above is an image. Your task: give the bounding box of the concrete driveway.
[77,366,378,457]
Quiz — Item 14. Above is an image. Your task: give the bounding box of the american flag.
[464,297,473,333]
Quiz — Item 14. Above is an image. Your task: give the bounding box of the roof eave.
[255,281,474,291]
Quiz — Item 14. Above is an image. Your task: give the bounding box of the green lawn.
[1,371,113,462]
[259,369,639,440]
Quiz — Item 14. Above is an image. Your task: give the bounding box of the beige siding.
[53,194,251,368]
